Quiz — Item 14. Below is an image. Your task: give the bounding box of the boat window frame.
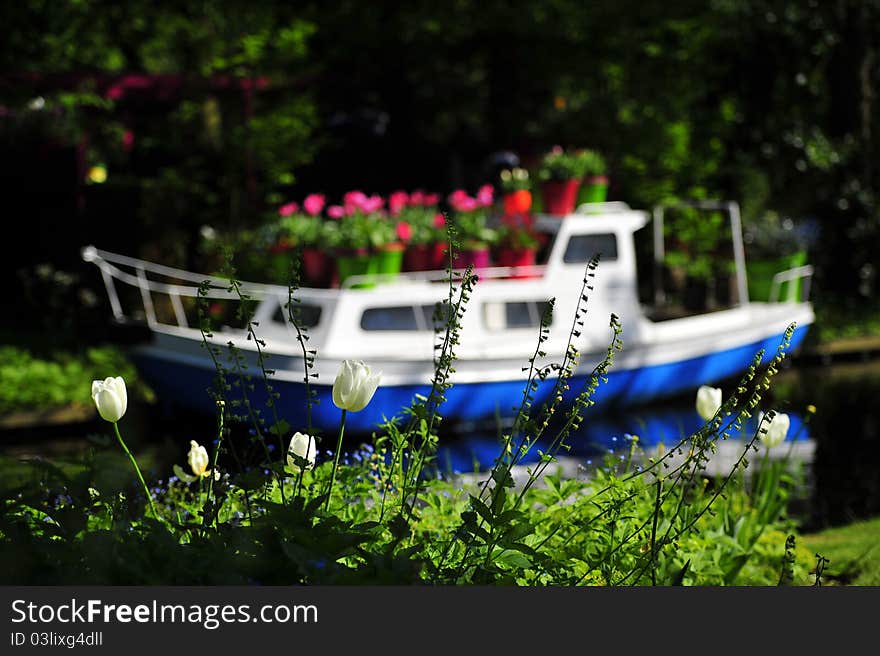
[360,302,450,332]
[562,233,619,264]
[271,304,323,329]
[483,300,552,332]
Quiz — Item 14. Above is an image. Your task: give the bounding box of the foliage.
[500,168,531,192]
[535,146,586,182]
[574,149,606,178]
[802,517,880,586]
[0,345,149,415]
[0,254,811,586]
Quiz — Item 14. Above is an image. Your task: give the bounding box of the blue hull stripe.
[133,325,809,434]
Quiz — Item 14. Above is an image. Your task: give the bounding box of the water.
[1,359,879,532]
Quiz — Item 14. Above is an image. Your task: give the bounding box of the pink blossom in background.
[423,193,440,205]
[122,129,135,151]
[448,189,471,212]
[457,196,479,212]
[327,205,345,219]
[361,194,385,214]
[343,190,368,214]
[476,184,494,207]
[396,221,413,242]
[389,191,409,215]
[278,202,299,217]
[409,189,425,205]
[303,194,325,216]
[433,213,446,228]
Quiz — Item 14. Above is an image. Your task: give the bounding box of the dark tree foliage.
[1,0,878,304]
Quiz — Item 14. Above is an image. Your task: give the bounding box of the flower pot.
[495,247,537,279]
[578,176,608,204]
[745,250,807,302]
[302,247,334,288]
[452,245,491,271]
[541,179,581,215]
[336,248,378,289]
[403,242,448,272]
[267,245,294,283]
[503,190,533,216]
[374,243,405,281]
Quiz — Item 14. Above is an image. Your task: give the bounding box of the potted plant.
[494,222,540,278]
[575,149,609,204]
[447,188,497,270]
[535,146,583,215]
[500,167,532,216]
[276,194,335,287]
[398,191,448,272]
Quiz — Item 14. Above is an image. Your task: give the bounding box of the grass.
[801,516,880,586]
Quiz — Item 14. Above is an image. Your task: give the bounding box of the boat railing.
[339,264,549,289]
[768,264,814,303]
[81,245,333,330]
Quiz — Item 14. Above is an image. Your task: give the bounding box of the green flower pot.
[337,250,379,289]
[745,250,807,302]
[577,176,609,204]
[374,244,404,281]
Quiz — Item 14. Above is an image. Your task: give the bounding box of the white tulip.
[332,359,381,413]
[761,412,790,448]
[91,376,128,423]
[173,440,215,484]
[287,431,317,473]
[695,385,722,421]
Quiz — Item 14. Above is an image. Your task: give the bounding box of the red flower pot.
[541,179,581,215]
[495,247,537,279]
[302,247,334,287]
[453,246,491,271]
[403,242,449,272]
[503,190,533,215]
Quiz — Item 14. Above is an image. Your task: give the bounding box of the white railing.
[339,264,548,289]
[768,264,814,303]
[81,245,334,330]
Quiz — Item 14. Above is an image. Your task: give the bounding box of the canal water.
[1,358,879,533]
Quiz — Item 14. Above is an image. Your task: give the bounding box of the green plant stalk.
[325,409,347,512]
[203,400,225,530]
[113,422,160,521]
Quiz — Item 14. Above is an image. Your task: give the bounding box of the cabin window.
[360,302,452,331]
[563,233,618,263]
[272,304,322,328]
[483,301,551,331]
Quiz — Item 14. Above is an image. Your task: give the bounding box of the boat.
[82,200,815,434]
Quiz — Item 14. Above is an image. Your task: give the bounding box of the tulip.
[91,375,158,519]
[761,412,790,448]
[695,385,722,421]
[287,431,317,473]
[389,190,409,215]
[332,359,381,413]
[327,205,345,219]
[326,360,381,510]
[396,221,412,242]
[173,440,216,483]
[92,376,127,423]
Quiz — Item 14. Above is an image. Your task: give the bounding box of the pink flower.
[423,193,440,206]
[409,189,425,206]
[361,194,385,214]
[433,213,447,228]
[327,205,345,219]
[278,202,299,217]
[303,194,325,216]
[396,221,412,242]
[448,189,474,212]
[343,190,368,214]
[388,191,409,215]
[476,184,494,207]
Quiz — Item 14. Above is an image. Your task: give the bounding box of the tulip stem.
[113,422,160,521]
[324,410,347,512]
